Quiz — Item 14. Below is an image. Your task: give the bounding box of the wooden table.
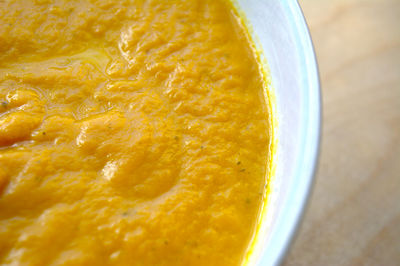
[283,0,400,265]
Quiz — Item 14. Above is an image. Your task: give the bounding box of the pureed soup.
[0,0,272,265]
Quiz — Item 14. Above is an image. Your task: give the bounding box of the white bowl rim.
[256,1,322,265]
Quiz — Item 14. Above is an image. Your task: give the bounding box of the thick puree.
[0,0,271,265]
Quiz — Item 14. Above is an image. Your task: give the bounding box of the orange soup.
[0,0,271,265]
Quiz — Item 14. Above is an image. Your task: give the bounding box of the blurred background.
[283,0,400,265]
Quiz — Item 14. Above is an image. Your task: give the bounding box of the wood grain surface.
[283,0,400,265]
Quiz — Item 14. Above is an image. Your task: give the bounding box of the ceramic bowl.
[236,1,321,265]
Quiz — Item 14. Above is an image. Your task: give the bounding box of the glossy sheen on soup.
[0,0,271,265]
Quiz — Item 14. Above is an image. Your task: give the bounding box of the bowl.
[235,1,321,265]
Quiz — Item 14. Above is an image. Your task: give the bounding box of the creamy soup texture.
[0,0,271,265]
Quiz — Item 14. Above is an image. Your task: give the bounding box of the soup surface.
[0,0,271,265]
